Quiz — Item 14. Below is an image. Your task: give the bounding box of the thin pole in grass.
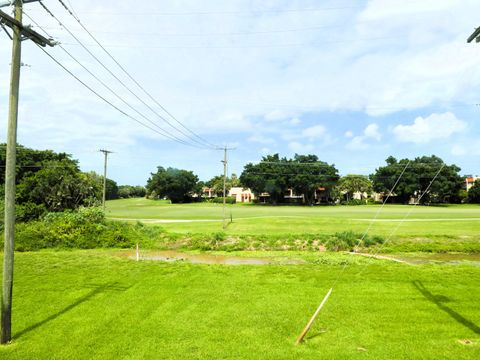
[216,145,235,229]
[295,161,411,345]
[295,288,332,345]
[136,243,140,261]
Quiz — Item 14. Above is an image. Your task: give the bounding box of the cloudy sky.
[1,0,480,185]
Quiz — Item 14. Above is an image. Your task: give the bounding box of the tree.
[467,180,480,203]
[206,173,241,197]
[290,154,339,205]
[0,143,71,186]
[370,155,464,204]
[118,185,146,198]
[146,167,199,203]
[240,154,339,205]
[17,159,99,212]
[240,154,290,204]
[337,175,372,201]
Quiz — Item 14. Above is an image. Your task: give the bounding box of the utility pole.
[99,149,113,211]
[218,146,235,229]
[467,27,480,43]
[1,0,55,345]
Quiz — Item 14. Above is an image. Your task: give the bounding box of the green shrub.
[11,207,164,251]
[340,199,366,206]
[210,197,236,204]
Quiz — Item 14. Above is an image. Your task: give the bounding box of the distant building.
[466,176,480,191]
[228,187,255,203]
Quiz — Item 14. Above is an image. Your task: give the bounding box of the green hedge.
[9,207,164,251]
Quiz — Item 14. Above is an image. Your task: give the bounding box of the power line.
[29,1,420,17]
[37,1,216,150]
[59,34,406,50]
[34,43,208,148]
[54,0,218,150]
[23,11,204,149]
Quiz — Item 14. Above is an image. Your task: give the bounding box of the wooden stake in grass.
[295,288,332,345]
[136,243,140,262]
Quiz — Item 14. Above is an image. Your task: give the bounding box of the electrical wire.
[54,0,218,150]
[37,1,217,150]
[23,11,204,149]
[34,43,208,148]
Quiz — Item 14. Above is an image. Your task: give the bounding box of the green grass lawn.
[1,250,479,359]
[105,199,480,252]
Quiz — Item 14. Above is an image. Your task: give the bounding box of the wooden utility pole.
[1,0,22,345]
[99,149,113,211]
[1,0,54,344]
[222,146,227,229]
[218,146,235,229]
[467,27,480,43]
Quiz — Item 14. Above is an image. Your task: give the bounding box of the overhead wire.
[37,1,216,150]
[23,11,202,149]
[353,163,447,278]
[34,43,207,147]
[54,0,218,150]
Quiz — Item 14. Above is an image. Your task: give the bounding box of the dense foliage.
[240,154,339,204]
[205,173,240,197]
[146,167,199,203]
[337,174,372,201]
[118,185,146,198]
[467,179,480,203]
[11,207,162,251]
[370,155,464,204]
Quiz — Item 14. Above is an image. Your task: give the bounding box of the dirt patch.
[458,339,474,345]
[113,250,305,265]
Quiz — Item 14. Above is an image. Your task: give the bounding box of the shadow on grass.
[14,282,130,339]
[412,280,480,335]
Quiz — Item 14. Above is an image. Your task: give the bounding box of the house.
[202,187,215,198]
[228,187,255,203]
[466,176,480,191]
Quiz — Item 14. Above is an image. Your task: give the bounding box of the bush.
[209,197,236,204]
[325,231,384,251]
[11,207,164,251]
[340,199,366,206]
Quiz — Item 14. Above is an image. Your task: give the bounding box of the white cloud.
[264,109,296,122]
[364,123,381,141]
[247,134,275,144]
[302,125,327,139]
[344,130,354,138]
[346,136,368,150]
[288,141,315,153]
[393,112,466,143]
[451,144,466,156]
[290,117,301,126]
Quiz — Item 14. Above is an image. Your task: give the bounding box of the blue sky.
[1,0,480,185]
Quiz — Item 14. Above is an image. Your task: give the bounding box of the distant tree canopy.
[146,167,198,203]
[206,173,240,196]
[0,144,121,220]
[467,180,480,204]
[240,154,339,205]
[370,155,464,204]
[0,143,71,187]
[83,172,119,200]
[118,185,146,198]
[17,159,100,212]
[338,175,372,200]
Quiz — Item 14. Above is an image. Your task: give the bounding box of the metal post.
[1,0,22,345]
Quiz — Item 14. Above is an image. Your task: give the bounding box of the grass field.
[1,250,479,359]
[105,198,480,253]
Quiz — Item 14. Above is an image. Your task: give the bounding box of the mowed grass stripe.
[1,251,479,359]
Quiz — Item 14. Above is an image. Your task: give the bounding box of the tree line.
[2,145,479,220]
[146,153,479,205]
